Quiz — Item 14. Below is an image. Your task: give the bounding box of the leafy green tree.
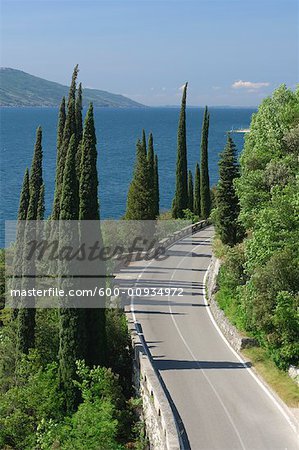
[213,134,244,246]
[0,357,63,450]
[194,162,201,217]
[187,170,194,212]
[200,106,211,218]
[236,84,299,229]
[172,83,188,218]
[37,362,131,450]
[217,86,299,369]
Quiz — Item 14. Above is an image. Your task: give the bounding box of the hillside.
[0,68,144,107]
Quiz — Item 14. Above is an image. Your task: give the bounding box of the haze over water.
[0,106,255,246]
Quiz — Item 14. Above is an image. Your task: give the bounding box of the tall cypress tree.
[18,169,30,220]
[12,169,30,319]
[147,133,156,218]
[142,129,147,156]
[58,133,85,413]
[17,127,43,354]
[37,184,45,220]
[125,139,153,220]
[200,106,211,218]
[172,82,188,218]
[214,134,244,246]
[26,127,43,221]
[75,82,83,144]
[79,104,99,220]
[52,97,66,220]
[79,103,106,367]
[60,135,79,219]
[154,154,160,217]
[194,162,201,217]
[75,83,83,179]
[187,170,194,212]
[52,66,78,220]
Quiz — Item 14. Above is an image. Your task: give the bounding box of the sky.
[0,0,298,106]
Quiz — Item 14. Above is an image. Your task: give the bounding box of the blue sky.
[1,0,298,106]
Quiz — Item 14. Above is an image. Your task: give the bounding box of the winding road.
[119,225,298,450]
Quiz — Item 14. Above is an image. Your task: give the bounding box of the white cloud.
[232,80,270,90]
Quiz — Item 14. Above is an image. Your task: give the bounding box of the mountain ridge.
[0,68,145,108]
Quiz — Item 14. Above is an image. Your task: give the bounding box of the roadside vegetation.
[0,66,147,449]
[0,65,213,448]
[212,86,299,401]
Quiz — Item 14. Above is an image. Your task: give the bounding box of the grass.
[242,347,299,408]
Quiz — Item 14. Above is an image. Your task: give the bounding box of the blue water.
[0,107,255,246]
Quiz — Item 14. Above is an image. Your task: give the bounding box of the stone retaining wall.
[205,256,257,351]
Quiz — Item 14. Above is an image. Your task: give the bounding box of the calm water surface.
[0,107,255,245]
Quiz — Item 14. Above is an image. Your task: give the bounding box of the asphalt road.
[119,225,298,450]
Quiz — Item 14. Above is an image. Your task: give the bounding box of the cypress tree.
[58,134,86,413]
[12,169,30,319]
[200,106,211,218]
[18,169,30,220]
[154,154,160,218]
[147,133,156,218]
[194,162,201,217]
[17,127,43,354]
[37,184,45,220]
[214,134,244,246]
[75,82,83,144]
[26,127,43,221]
[60,135,79,219]
[79,104,99,220]
[187,170,194,212]
[75,83,83,179]
[52,97,66,220]
[52,66,78,219]
[79,103,106,367]
[142,129,147,156]
[125,139,153,220]
[172,82,188,218]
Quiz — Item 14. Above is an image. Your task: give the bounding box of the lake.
[0,106,255,246]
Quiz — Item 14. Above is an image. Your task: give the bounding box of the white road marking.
[129,226,298,445]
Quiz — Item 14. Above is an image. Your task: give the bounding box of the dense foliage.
[0,66,145,448]
[212,134,244,246]
[0,311,142,449]
[215,85,299,369]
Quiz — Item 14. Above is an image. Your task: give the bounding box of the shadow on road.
[154,359,252,370]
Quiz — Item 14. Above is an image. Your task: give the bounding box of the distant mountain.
[0,68,145,108]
